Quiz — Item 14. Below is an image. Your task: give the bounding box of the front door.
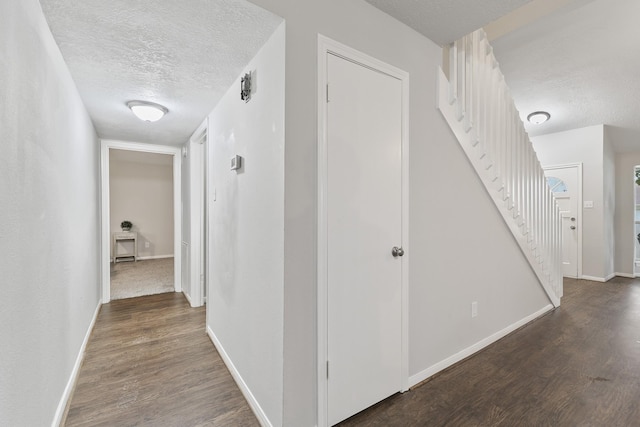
[326,52,404,425]
[544,165,580,278]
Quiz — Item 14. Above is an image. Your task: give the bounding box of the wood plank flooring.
[338,277,640,426]
[65,278,640,426]
[63,292,258,427]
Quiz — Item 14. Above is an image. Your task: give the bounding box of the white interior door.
[326,52,403,425]
[544,166,580,278]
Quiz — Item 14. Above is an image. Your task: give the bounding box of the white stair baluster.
[437,29,562,307]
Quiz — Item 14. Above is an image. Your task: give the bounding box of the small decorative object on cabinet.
[121,220,132,231]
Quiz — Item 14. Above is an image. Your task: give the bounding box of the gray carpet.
[110,258,174,300]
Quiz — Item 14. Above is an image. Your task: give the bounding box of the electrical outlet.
[471,301,478,318]
[145,241,150,248]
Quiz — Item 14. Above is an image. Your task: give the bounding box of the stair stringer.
[436,67,561,307]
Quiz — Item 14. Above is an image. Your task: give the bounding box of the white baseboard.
[109,255,175,262]
[110,255,174,262]
[580,275,607,282]
[182,290,194,306]
[137,255,174,261]
[52,302,101,427]
[615,272,635,279]
[206,326,272,427]
[408,304,554,388]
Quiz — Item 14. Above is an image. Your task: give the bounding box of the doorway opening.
[100,140,182,303]
[109,149,175,300]
[543,163,583,279]
[182,120,208,308]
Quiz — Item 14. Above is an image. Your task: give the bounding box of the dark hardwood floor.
[339,277,640,426]
[63,292,258,427]
[64,278,640,426]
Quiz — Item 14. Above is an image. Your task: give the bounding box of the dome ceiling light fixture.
[127,100,168,122]
[527,111,550,125]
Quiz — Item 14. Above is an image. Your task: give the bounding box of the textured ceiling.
[40,0,640,152]
[39,0,282,146]
[364,0,534,45]
[490,0,640,151]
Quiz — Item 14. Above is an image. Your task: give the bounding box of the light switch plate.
[584,201,594,209]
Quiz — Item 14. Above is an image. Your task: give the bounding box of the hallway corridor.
[63,293,258,426]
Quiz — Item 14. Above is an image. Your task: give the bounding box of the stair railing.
[437,29,562,306]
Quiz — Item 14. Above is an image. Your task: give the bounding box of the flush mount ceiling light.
[527,111,550,125]
[127,100,168,122]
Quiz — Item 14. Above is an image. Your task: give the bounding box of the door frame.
[544,163,583,279]
[635,165,640,277]
[316,34,410,427]
[188,120,208,307]
[100,139,182,303]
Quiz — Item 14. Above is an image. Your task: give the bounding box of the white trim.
[190,119,208,146]
[100,139,182,303]
[182,288,194,306]
[616,272,635,279]
[316,34,410,427]
[52,303,101,427]
[206,326,272,427]
[189,121,208,307]
[100,142,110,303]
[634,166,640,278]
[408,304,554,388]
[543,163,583,279]
[400,61,410,394]
[580,275,607,282]
[136,255,174,261]
[109,255,173,262]
[204,118,213,309]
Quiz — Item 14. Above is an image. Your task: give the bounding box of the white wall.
[532,125,609,279]
[207,23,285,426]
[614,151,640,275]
[109,150,174,259]
[0,1,101,425]
[246,1,552,425]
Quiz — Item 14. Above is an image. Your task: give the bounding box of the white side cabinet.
[112,231,138,263]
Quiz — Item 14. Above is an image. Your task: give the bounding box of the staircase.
[437,29,562,306]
